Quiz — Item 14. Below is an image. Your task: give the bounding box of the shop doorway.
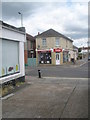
[56,53,60,65]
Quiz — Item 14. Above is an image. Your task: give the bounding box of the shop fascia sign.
[54,48,62,52]
[36,49,52,53]
[62,49,69,52]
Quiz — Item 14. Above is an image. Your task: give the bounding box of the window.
[31,42,33,49]
[56,38,59,46]
[42,38,46,46]
[1,39,19,77]
[39,52,51,64]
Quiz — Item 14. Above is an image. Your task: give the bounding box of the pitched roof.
[26,33,35,41]
[36,28,73,42]
[73,45,78,49]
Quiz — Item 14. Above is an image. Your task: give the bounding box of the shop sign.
[54,48,62,52]
[37,49,51,53]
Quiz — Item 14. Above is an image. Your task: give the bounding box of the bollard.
[38,70,41,78]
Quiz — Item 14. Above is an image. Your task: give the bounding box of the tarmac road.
[25,61,88,78]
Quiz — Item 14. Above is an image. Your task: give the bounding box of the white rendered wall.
[2,27,25,42]
[19,42,25,76]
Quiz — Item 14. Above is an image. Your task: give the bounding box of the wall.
[24,50,28,65]
[0,39,2,78]
[60,37,73,50]
[36,37,73,50]
[28,58,36,66]
[36,37,55,49]
[2,27,25,42]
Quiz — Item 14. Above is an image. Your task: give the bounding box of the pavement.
[2,76,88,118]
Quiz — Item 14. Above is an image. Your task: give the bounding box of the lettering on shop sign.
[8,67,13,72]
[54,48,62,52]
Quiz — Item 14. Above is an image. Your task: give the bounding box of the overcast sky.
[1,0,89,47]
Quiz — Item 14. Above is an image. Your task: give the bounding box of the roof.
[26,33,35,41]
[35,28,73,42]
[73,45,78,49]
[0,20,25,33]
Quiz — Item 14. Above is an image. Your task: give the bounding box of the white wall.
[19,42,25,76]
[2,27,25,42]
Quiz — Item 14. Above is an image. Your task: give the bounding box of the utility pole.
[18,12,23,27]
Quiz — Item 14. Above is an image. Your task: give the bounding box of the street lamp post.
[18,12,23,27]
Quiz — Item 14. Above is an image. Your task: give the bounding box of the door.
[56,53,60,65]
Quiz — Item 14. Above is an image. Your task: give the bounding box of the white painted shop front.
[0,21,26,84]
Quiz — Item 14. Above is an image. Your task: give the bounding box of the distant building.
[0,21,26,84]
[73,45,78,60]
[24,33,36,65]
[35,28,75,65]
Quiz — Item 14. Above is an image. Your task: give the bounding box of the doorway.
[56,53,60,65]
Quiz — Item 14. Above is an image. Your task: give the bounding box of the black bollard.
[38,70,41,78]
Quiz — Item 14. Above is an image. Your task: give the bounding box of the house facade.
[0,21,26,84]
[36,29,74,65]
[24,33,36,65]
[73,45,78,60]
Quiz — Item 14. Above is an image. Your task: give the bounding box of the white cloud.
[73,38,88,47]
[2,2,88,47]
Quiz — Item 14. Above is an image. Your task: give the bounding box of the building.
[79,46,90,59]
[36,28,74,65]
[73,45,78,60]
[24,33,36,66]
[0,21,26,84]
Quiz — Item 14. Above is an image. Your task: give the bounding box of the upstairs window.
[31,41,33,49]
[56,38,60,46]
[42,38,46,46]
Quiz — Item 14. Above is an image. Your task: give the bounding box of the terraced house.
[36,29,75,65]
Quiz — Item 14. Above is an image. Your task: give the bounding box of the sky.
[1,0,89,47]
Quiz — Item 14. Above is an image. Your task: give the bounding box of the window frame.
[55,38,60,46]
[42,38,47,46]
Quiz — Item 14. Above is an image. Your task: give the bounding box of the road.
[26,61,88,78]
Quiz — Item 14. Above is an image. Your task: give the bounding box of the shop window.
[1,39,19,77]
[31,41,33,49]
[39,52,51,64]
[42,38,46,46]
[28,50,31,58]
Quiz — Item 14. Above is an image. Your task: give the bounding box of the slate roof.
[36,28,73,42]
[73,45,78,49]
[26,33,35,41]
